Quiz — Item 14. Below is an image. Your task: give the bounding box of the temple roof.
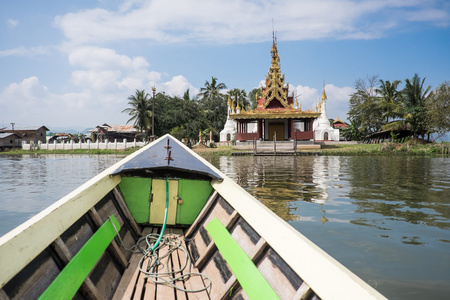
[230,109,320,120]
[228,32,321,120]
[259,32,289,109]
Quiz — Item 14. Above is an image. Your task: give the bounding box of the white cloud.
[290,84,353,121]
[7,19,18,27]
[293,85,319,109]
[70,70,122,91]
[68,46,149,70]
[54,0,450,46]
[0,46,49,57]
[159,75,199,97]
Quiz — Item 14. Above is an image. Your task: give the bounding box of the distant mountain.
[47,127,93,135]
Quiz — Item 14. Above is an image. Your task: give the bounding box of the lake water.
[0,154,126,236]
[0,154,449,299]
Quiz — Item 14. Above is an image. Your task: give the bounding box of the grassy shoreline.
[193,142,450,157]
[1,142,448,157]
[0,148,139,156]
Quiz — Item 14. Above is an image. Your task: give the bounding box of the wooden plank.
[143,227,176,300]
[166,228,187,300]
[256,248,300,300]
[0,289,10,300]
[134,227,156,300]
[185,191,217,238]
[194,239,217,271]
[38,216,121,300]
[195,210,238,270]
[51,237,104,300]
[205,217,280,300]
[112,252,143,300]
[294,282,312,300]
[96,197,125,227]
[171,228,210,300]
[113,187,142,236]
[88,208,128,269]
[0,174,121,289]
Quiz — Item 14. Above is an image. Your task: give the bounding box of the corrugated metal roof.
[0,133,21,139]
[90,124,137,133]
[6,125,49,131]
[107,125,137,132]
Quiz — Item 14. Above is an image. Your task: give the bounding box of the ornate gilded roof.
[228,32,320,120]
[260,33,289,109]
[230,109,320,120]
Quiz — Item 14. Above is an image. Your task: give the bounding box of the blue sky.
[1,0,449,131]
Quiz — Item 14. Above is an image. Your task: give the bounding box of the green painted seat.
[206,217,280,300]
[39,215,121,300]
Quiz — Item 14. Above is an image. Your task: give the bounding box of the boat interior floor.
[113,226,211,300]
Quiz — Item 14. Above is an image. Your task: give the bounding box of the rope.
[137,233,211,293]
[110,178,211,293]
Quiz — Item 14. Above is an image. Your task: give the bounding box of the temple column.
[257,119,262,140]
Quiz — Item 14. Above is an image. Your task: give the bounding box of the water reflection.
[216,155,450,231]
[218,156,346,220]
[347,156,450,231]
[212,155,450,300]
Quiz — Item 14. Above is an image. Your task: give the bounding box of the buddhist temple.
[220,32,340,142]
[332,116,348,129]
[222,34,317,141]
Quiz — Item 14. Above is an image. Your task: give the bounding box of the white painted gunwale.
[0,139,157,289]
[166,135,387,300]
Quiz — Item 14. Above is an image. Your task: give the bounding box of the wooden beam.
[0,289,10,300]
[88,208,128,270]
[184,191,218,238]
[205,217,280,300]
[0,175,121,289]
[113,187,142,237]
[51,238,104,300]
[39,216,121,300]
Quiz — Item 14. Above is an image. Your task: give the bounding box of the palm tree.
[197,77,228,141]
[183,89,192,101]
[375,79,402,124]
[342,119,363,141]
[122,89,152,136]
[401,74,432,139]
[198,77,227,101]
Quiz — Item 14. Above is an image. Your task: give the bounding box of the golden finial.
[236,95,240,109]
[321,82,327,101]
[227,94,231,107]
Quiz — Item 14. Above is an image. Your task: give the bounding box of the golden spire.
[236,95,240,109]
[227,94,231,107]
[261,31,288,108]
[321,83,327,101]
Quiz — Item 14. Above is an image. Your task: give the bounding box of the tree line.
[122,77,258,142]
[122,74,449,143]
[346,74,449,141]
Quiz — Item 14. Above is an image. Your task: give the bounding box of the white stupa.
[313,86,340,141]
[220,95,237,142]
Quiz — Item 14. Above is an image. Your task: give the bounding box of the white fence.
[22,139,146,151]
